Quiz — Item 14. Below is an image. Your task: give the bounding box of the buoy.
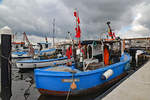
[70,81,77,90]
[101,69,113,80]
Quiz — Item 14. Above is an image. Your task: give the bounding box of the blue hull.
[34,53,131,95]
[12,48,55,59]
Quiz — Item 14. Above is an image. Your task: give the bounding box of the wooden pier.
[101,60,150,100]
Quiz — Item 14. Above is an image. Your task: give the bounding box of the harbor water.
[1,52,148,100]
[10,58,122,100]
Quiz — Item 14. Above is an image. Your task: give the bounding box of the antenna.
[52,18,55,46]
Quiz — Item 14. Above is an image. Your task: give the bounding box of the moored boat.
[16,56,73,68]
[12,51,31,58]
[16,43,72,68]
[34,39,131,96]
[34,52,131,96]
[34,11,131,96]
[12,43,54,59]
[12,41,26,52]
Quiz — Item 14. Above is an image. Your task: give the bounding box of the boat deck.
[101,60,150,100]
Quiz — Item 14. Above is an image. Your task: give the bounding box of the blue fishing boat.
[12,48,55,59]
[12,51,31,58]
[34,40,131,96]
[39,48,56,56]
[15,48,61,68]
[34,12,131,95]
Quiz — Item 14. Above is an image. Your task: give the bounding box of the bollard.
[1,34,12,100]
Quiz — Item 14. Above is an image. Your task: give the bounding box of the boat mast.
[52,18,55,46]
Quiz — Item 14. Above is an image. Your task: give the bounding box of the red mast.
[23,32,30,45]
[23,32,35,57]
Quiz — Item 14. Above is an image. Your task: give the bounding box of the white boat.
[16,41,73,68]
[16,57,73,68]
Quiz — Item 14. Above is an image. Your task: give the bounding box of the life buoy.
[101,69,113,80]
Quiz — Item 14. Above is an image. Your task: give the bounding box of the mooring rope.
[66,86,72,100]
[0,55,12,65]
[1,54,34,100]
[66,72,75,100]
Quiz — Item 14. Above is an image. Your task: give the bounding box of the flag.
[75,25,81,38]
[112,32,116,39]
[69,46,72,56]
[66,46,72,59]
[108,28,112,37]
[74,9,81,38]
[77,17,80,24]
[75,27,77,32]
[81,49,85,55]
[74,11,77,17]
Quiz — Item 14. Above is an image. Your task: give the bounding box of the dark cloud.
[62,0,143,35]
[0,0,150,40]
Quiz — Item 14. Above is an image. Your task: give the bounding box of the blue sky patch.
[0,0,2,4]
[119,25,132,33]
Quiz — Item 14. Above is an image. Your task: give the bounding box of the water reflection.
[38,94,97,100]
[37,88,108,100]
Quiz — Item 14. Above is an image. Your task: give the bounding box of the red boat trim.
[12,42,25,44]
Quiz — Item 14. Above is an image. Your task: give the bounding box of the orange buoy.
[70,81,77,90]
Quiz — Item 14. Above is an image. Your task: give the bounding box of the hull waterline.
[38,72,127,96]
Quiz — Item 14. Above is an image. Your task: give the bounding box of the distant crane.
[23,32,35,57]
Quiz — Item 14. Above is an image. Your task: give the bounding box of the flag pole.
[68,32,77,66]
[106,21,113,39]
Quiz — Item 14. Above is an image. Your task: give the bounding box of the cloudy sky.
[0,0,150,42]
